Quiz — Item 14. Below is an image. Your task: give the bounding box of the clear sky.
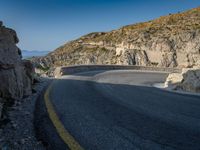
[0,0,200,51]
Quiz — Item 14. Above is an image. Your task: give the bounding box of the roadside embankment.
[0,78,49,149]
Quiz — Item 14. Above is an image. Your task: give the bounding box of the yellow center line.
[44,81,84,150]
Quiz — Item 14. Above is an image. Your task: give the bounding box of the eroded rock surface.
[181,69,200,92]
[165,68,200,93]
[0,22,33,119]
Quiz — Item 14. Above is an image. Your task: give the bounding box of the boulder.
[165,68,200,93]
[181,69,200,92]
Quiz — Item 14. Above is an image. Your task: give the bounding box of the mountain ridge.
[32,6,200,70]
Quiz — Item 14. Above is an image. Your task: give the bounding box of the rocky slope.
[32,7,200,70]
[0,22,34,120]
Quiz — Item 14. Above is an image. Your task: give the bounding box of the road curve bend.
[35,69,200,150]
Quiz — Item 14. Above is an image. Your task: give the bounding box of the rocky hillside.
[33,7,200,69]
[0,22,34,120]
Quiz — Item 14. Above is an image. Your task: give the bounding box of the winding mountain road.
[35,69,200,150]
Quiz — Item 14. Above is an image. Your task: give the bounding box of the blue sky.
[0,0,200,51]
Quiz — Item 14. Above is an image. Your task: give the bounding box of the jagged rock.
[165,68,200,93]
[181,69,200,92]
[0,24,23,100]
[31,7,200,70]
[122,49,149,66]
[0,22,33,119]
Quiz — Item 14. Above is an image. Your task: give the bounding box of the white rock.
[54,67,63,78]
[165,67,200,93]
[164,73,183,89]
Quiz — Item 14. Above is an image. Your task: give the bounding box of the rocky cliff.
[32,7,200,70]
[0,22,34,119]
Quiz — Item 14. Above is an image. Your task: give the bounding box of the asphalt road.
[36,70,200,150]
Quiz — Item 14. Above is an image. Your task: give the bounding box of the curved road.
[36,70,200,150]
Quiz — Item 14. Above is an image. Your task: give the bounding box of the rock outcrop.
[165,67,200,93]
[32,7,200,70]
[0,22,34,119]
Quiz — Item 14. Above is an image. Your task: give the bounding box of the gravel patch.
[0,78,50,150]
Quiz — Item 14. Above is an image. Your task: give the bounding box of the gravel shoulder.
[0,78,50,150]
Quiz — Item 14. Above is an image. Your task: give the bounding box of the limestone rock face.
[32,7,200,70]
[165,68,200,93]
[181,69,200,92]
[0,22,33,118]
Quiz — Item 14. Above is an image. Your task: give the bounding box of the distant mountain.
[22,50,49,58]
[32,7,200,69]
